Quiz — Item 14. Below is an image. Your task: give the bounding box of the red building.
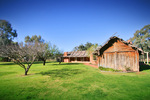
[62,51,90,63]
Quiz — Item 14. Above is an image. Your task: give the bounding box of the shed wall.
[97,40,139,71]
[98,51,139,71]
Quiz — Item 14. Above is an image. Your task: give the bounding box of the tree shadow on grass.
[0,62,15,65]
[0,72,16,76]
[140,62,150,71]
[52,63,82,66]
[33,61,52,64]
[37,68,85,78]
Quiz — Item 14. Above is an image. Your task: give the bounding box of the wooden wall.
[63,57,69,62]
[97,40,139,71]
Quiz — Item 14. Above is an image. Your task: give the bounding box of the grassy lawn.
[0,62,150,100]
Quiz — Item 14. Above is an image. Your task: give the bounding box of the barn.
[94,36,143,72]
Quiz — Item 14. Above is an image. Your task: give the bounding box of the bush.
[99,66,121,72]
[0,57,11,62]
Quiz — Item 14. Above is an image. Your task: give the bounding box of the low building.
[62,51,90,63]
[94,36,143,71]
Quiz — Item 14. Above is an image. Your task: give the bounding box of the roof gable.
[94,36,143,55]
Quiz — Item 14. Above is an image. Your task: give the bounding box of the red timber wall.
[63,57,69,62]
[63,52,69,62]
[97,40,139,71]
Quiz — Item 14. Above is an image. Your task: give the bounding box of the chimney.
[64,52,68,56]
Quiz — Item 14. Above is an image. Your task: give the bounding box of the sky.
[0,0,150,52]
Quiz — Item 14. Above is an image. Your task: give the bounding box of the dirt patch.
[136,72,146,75]
[84,63,98,68]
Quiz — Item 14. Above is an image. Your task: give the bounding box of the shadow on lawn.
[0,72,16,76]
[0,61,53,66]
[0,62,15,65]
[140,62,150,71]
[52,63,81,65]
[33,61,52,64]
[37,68,84,78]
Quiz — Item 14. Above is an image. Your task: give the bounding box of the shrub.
[99,66,121,72]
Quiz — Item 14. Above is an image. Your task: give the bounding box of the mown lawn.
[0,62,150,100]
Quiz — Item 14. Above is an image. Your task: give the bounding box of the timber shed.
[94,36,143,72]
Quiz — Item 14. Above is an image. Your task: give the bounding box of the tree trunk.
[43,60,46,66]
[25,70,28,75]
[25,65,31,75]
[59,61,61,64]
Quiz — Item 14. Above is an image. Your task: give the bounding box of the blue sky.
[0,0,150,51]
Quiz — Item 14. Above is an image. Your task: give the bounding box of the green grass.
[0,62,150,100]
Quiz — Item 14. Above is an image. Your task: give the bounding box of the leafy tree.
[0,20,17,45]
[130,24,150,52]
[73,42,93,51]
[53,46,63,64]
[85,42,93,50]
[0,20,17,62]
[25,35,44,43]
[87,43,98,56]
[78,44,86,51]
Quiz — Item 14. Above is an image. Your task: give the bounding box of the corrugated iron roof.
[63,51,89,57]
[94,36,143,55]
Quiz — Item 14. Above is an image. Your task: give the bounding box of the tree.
[0,42,43,75]
[25,35,48,65]
[87,43,98,56]
[0,20,17,45]
[25,35,62,65]
[38,43,63,65]
[37,43,53,66]
[53,46,63,64]
[25,35,44,43]
[130,24,150,52]
[78,44,86,51]
[85,42,93,50]
[73,42,93,51]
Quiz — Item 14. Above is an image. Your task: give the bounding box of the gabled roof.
[94,36,143,55]
[63,51,89,57]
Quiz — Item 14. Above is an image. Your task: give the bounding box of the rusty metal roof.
[94,36,143,55]
[63,51,89,57]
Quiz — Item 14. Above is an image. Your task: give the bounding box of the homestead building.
[62,51,90,63]
[62,36,143,72]
[94,36,143,71]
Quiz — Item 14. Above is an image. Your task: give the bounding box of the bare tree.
[36,43,49,66]
[37,43,63,65]
[0,42,43,75]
